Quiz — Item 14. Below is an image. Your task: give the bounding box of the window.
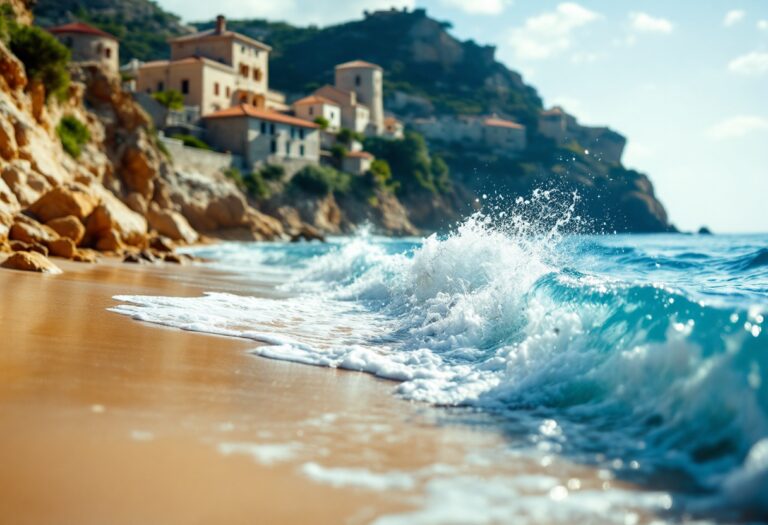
[240,64,249,77]
[241,45,246,53]
[290,127,296,139]
[355,75,361,86]
[270,140,276,153]
[96,43,102,53]
[157,81,164,92]
[270,124,275,134]
[214,82,219,96]
[299,129,305,139]
[226,86,231,97]
[260,122,267,134]
[253,68,262,81]
[105,48,111,59]
[181,79,189,94]
[300,145,305,157]
[309,107,314,116]
[285,141,290,155]
[240,93,248,103]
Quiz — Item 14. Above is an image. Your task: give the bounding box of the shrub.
[291,164,351,195]
[260,164,285,181]
[336,128,364,147]
[330,144,347,162]
[57,115,90,158]
[171,133,211,150]
[313,115,329,129]
[8,24,71,101]
[368,159,398,193]
[152,90,184,110]
[225,167,270,199]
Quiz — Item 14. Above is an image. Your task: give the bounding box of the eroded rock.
[1,251,62,274]
[27,183,99,223]
[46,215,85,245]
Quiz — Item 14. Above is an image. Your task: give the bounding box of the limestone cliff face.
[0,3,285,270]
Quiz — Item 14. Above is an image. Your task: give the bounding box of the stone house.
[482,117,527,153]
[341,151,374,175]
[203,104,320,172]
[538,106,626,164]
[313,85,370,134]
[383,116,404,139]
[292,95,342,131]
[333,60,384,135]
[136,16,275,116]
[48,22,119,73]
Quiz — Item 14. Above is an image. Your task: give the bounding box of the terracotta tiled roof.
[346,151,374,159]
[293,95,339,107]
[383,116,401,126]
[204,104,320,128]
[484,117,524,130]
[335,60,382,71]
[48,22,117,40]
[169,29,271,51]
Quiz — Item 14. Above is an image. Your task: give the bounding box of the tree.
[8,24,70,101]
[313,115,329,129]
[336,127,364,147]
[152,89,184,110]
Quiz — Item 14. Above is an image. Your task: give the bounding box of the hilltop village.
[46,13,626,181]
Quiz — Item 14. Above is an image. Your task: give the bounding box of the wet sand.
[0,259,507,524]
[0,258,657,525]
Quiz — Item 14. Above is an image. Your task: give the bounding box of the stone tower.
[334,60,383,135]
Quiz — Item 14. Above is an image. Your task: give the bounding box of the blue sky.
[156,0,768,233]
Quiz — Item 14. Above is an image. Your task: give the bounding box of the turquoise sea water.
[112,207,768,523]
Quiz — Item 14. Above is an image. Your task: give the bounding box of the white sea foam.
[300,462,415,491]
[110,206,768,520]
[217,441,300,466]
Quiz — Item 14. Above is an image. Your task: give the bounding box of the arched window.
[253,68,262,81]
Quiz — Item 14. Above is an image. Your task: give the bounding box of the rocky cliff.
[0,0,287,273]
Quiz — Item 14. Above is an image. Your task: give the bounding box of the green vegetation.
[260,164,285,181]
[57,115,90,158]
[170,133,211,150]
[6,21,70,101]
[368,158,398,193]
[364,132,449,195]
[313,116,329,129]
[336,128,365,147]
[152,90,184,110]
[330,144,347,162]
[291,165,351,195]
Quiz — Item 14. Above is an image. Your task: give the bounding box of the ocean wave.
[112,204,768,520]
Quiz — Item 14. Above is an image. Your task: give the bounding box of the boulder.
[1,251,62,274]
[147,203,198,244]
[27,183,98,223]
[124,192,148,215]
[0,177,19,215]
[163,253,184,264]
[95,229,124,252]
[73,250,98,263]
[9,215,58,244]
[1,161,48,207]
[86,190,147,247]
[46,215,85,244]
[47,237,77,259]
[149,235,174,253]
[0,210,12,241]
[120,142,157,200]
[11,240,47,256]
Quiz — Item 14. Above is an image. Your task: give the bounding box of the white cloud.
[728,51,768,76]
[758,20,768,30]
[629,12,674,34]
[439,0,510,15]
[156,0,414,25]
[723,10,746,27]
[507,3,601,61]
[570,51,599,64]
[707,116,768,140]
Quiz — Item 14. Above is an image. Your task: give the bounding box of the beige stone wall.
[335,67,383,135]
[55,34,118,73]
[294,102,341,131]
[483,126,526,153]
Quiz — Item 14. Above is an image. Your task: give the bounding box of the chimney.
[215,15,226,34]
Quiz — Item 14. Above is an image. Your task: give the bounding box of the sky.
[156,0,768,233]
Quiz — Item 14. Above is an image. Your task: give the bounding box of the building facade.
[48,22,119,73]
[341,151,374,175]
[334,60,384,135]
[203,105,320,170]
[538,106,626,164]
[136,16,272,116]
[313,85,370,133]
[292,95,342,131]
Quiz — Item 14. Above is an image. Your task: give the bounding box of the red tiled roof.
[484,117,524,130]
[204,104,320,128]
[48,22,117,40]
[293,95,339,106]
[335,60,382,71]
[346,151,374,159]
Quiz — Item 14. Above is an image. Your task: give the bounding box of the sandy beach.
[0,259,506,524]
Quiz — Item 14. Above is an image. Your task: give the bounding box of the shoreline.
[0,259,503,524]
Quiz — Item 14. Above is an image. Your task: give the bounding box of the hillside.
[31,1,673,233]
[32,0,190,61]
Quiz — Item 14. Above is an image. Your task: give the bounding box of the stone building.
[333,60,384,135]
[313,85,370,134]
[292,95,342,132]
[482,117,527,153]
[48,22,119,73]
[203,104,320,171]
[341,151,374,175]
[136,15,275,116]
[411,115,527,154]
[538,106,626,164]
